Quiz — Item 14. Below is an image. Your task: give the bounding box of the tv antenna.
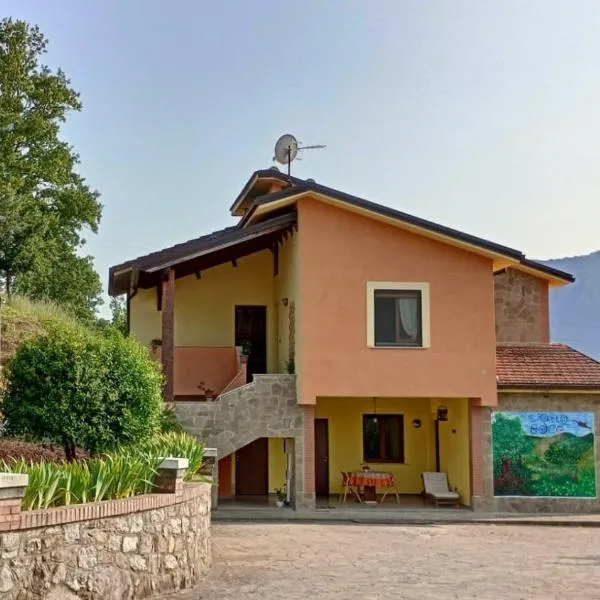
[273,134,326,177]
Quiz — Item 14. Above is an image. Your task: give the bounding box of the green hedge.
[3,323,163,458]
[1,433,205,511]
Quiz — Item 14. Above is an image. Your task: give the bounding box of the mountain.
[545,250,600,359]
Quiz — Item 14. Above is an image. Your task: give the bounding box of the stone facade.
[0,484,211,599]
[175,375,314,510]
[473,393,600,513]
[494,268,549,343]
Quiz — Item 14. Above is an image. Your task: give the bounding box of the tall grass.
[0,432,205,510]
[137,432,205,481]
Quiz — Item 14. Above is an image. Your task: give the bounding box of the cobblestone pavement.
[165,522,600,600]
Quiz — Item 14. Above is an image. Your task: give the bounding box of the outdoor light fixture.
[412,418,422,429]
[281,297,289,307]
[436,406,449,422]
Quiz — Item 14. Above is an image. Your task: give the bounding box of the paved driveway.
[167,522,600,599]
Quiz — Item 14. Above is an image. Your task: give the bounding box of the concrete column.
[202,448,218,509]
[156,457,188,500]
[161,268,175,404]
[0,473,28,531]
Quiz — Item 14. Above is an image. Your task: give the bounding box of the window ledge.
[367,344,429,350]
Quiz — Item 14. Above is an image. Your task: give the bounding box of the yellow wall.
[129,250,278,372]
[315,397,471,504]
[268,438,287,493]
[432,398,471,505]
[274,232,300,373]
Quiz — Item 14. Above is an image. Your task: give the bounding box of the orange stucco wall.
[155,346,238,397]
[296,197,498,406]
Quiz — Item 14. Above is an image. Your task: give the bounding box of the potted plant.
[241,340,252,356]
[275,487,286,508]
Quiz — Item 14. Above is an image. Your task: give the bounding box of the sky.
[4,1,600,313]
[497,412,594,437]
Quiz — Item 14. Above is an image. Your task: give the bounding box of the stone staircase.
[174,374,302,457]
[174,374,313,509]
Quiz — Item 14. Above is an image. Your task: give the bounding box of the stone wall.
[474,393,600,513]
[494,268,549,343]
[0,483,211,599]
[175,375,314,509]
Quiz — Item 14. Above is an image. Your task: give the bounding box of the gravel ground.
[165,522,600,600]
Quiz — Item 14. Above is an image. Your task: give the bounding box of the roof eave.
[244,185,526,264]
[498,384,600,392]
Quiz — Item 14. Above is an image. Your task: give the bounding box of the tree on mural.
[492,412,596,498]
[491,413,534,495]
[0,18,102,319]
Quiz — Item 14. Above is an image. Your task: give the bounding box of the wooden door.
[235,305,267,382]
[314,419,330,497]
[235,438,268,496]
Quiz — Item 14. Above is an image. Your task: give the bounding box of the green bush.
[3,323,163,458]
[0,432,206,510]
[160,406,183,433]
[137,432,205,480]
[1,455,159,510]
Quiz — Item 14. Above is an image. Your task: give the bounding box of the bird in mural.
[574,420,592,430]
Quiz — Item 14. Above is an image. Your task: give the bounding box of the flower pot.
[276,500,285,508]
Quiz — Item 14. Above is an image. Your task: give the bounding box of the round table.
[348,471,395,503]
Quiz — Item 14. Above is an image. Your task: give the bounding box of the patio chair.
[421,472,460,508]
[379,475,401,505]
[340,471,362,503]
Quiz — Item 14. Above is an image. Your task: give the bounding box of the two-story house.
[109,168,600,513]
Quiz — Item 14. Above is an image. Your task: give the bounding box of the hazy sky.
[5,1,600,311]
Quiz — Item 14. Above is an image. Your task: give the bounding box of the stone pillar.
[0,473,28,531]
[161,267,175,404]
[155,457,188,500]
[469,399,485,509]
[294,405,316,511]
[201,448,218,509]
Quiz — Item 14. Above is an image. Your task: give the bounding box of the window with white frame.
[366,282,430,348]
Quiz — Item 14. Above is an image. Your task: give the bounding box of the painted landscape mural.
[492,412,596,497]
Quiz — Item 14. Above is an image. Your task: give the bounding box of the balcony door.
[235,305,267,382]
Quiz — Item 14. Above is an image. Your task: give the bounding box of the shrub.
[1,455,159,510]
[136,432,205,480]
[160,406,183,433]
[0,438,88,463]
[3,323,163,458]
[0,432,206,510]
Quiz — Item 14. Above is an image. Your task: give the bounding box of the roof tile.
[496,343,600,389]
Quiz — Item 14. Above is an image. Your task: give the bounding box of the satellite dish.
[273,134,298,165]
[273,134,326,177]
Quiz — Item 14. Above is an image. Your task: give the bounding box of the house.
[109,168,600,512]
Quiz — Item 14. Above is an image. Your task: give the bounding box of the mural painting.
[492,411,596,497]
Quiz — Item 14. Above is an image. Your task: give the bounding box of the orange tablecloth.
[348,471,395,488]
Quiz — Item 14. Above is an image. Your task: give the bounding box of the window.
[374,289,422,346]
[366,282,430,348]
[362,414,405,463]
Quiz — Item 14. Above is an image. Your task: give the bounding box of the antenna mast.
[273,134,326,177]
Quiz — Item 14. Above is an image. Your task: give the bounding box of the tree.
[109,296,127,335]
[0,18,102,315]
[3,323,163,459]
[13,247,102,323]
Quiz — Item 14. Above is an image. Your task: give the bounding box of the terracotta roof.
[496,343,600,389]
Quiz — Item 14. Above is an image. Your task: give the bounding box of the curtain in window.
[398,297,419,341]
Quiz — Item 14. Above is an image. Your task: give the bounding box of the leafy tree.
[13,247,102,323]
[109,296,127,335]
[3,323,163,459]
[0,18,102,315]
